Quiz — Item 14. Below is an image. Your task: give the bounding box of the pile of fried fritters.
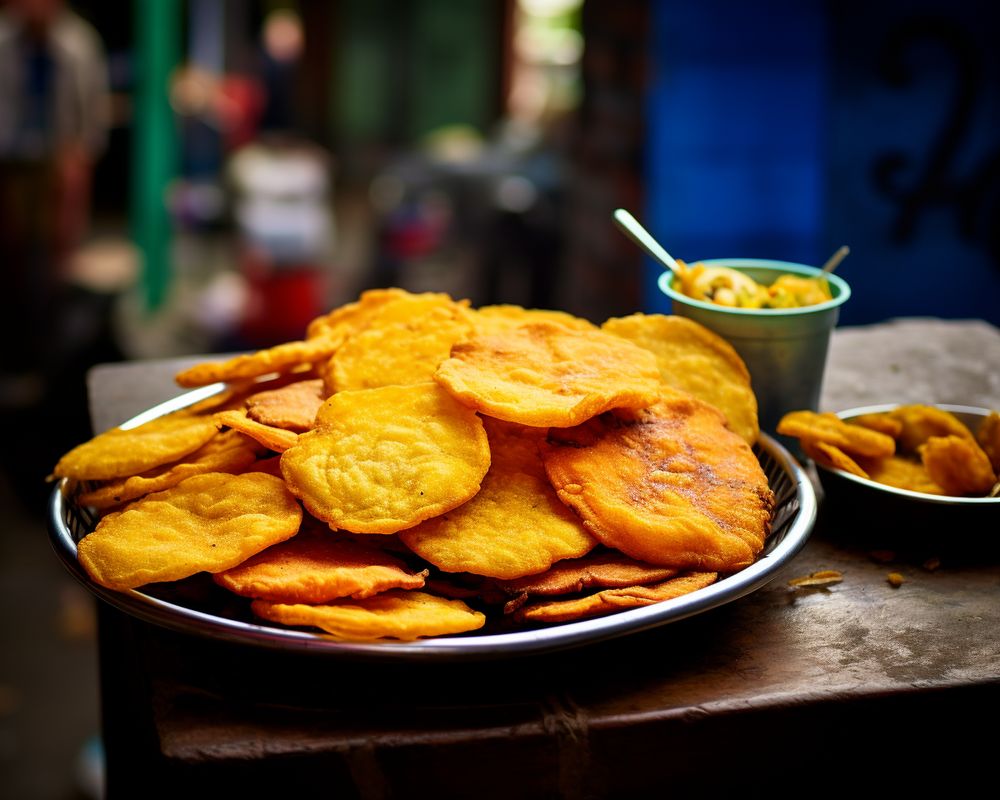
[53,289,776,641]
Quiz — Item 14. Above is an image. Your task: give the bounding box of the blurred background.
[1,0,998,796]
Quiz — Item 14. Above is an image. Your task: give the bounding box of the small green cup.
[657,258,852,437]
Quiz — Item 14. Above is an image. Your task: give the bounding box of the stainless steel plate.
[48,387,817,661]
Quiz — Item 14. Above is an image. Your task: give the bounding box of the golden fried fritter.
[251,590,485,640]
[602,312,759,444]
[214,535,428,602]
[215,409,300,452]
[305,287,411,340]
[435,321,661,427]
[542,392,774,572]
[175,337,342,388]
[281,382,490,533]
[399,417,596,579]
[77,430,264,510]
[512,572,718,624]
[862,455,943,495]
[329,304,473,392]
[52,410,221,481]
[470,304,598,334]
[975,411,1000,473]
[494,550,679,614]
[850,412,904,439]
[77,472,302,590]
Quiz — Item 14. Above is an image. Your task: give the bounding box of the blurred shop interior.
[3,0,1000,501]
[1,0,1000,797]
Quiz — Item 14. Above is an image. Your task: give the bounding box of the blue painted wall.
[644,0,1000,325]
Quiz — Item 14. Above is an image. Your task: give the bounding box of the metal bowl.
[812,404,999,550]
[48,388,818,662]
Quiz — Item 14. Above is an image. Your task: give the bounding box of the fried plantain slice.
[802,439,870,479]
[251,590,486,640]
[849,412,904,439]
[77,472,302,590]
[888,404,975,454]
[921,435,997,496]
[77,430,264,510]
[245,378,326,432]
[52,409,221,481]
[776,410,896,459]
[542,391,774,572]
[281,382,490,533]
[861,455,944,495]
[602,312,759,445]
[214,535,428,602]
[215,408,300,452]
[512,571,718,624]
[434,321,662,428]
[976,411,1000,473]
[399,417,597,580]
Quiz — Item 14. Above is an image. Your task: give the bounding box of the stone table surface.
[83,318,1000,799]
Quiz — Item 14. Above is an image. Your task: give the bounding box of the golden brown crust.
[976,411,1000,473]
[214,535,428,602]
[921,435,996,496]
[77,430,263,509]
[512,571,718,624]
[175,337,343,388]
[399,417,596,579]
[889,404,975,454]
[215,409,300,453]
[777,410,896,459]
[280,383,490,533]
[53,410,221,481]
[251,590,485,640]
[542,393,774,572]
[77,472,303,590]
[245,379,326,432]
[434,321,662,428]
[802,439,870,479]
[602,313,759,444]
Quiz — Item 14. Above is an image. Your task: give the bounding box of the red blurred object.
[227,138,334,346]
[217,76,267,151]
[238,258,326,346]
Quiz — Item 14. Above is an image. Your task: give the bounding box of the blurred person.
[0,0,109,396]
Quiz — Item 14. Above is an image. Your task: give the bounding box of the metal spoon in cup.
[612,208,682,276]
[613,207,850,307]
[820,245,850,274]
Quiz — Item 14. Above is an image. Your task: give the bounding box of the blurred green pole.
[131,0,180,311]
